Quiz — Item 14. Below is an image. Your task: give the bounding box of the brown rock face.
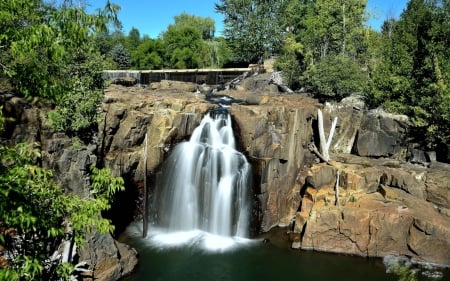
[99,86,320,233]
[291,156,450,266]
[1,93,138,281]
[3,73,450,274]
[98,83,450,266]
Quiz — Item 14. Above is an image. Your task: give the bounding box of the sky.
[87,0,409,38]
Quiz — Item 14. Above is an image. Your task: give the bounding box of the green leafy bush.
[303,55,367,101]
[0,138,124,280]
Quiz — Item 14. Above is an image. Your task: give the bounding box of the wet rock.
[111,77,139,87]
[436,143,450,163]
[78,232,138,281]
[3,74,450,269]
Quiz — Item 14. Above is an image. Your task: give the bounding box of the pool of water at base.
[118,222,450,281]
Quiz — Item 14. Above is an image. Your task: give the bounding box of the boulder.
[150,79,197,92]
[292,155,450,266]
[111,77,139,87]
[295,185,450,265]
[78,232,138,281]
[353,109,409,158]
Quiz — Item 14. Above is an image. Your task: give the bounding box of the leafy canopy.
[1,0,120,137]
[216,0,284,63]
[0,135,125,281]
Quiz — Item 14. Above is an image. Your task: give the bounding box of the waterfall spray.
[152,110,251,238]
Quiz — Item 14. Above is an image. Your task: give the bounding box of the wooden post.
[142,133,148,238]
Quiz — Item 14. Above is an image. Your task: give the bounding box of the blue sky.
[87,0,409,38]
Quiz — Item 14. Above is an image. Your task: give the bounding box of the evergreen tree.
[110,44,132,69]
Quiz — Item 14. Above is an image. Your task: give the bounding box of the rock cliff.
[1,92,138,281]
[2,73,450,279]
[97,78,449,267]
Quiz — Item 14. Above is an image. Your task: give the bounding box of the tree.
[161,24,208,69]
[215,0,284,64]
[126,27,141,50]
[303,54,367,101]
[368,0,450,148]
[1,0,120,137]
[172,13,216,40]
[0,112,125,281]
[110,44,132,69]
[297,0,368,62]
[273,32,304,89]
[131,37,164,69]
[202,38,233,68]
[273,0,368,96]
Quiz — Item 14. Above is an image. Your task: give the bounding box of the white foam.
[125,223,256,253]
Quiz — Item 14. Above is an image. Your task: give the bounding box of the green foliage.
[55,263,74,281]
[0,110,125,280]
[1,0,119,137]
[291,0,368,62]
[215,0,284,63]
[386,261,418,281]
[367,0,450,148]
[274,32,304,89]
[47,45,105,138]
[303,55,367,100]
[110,44,132,69]
[173,13,216,40]
[269,0,369,96]
[97,12,232,70]
[126,27,141,51]
[162,25,208,69]
[203,38,233,68]
[131,37,164,69]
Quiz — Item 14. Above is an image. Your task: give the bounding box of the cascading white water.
[153,110,251,239]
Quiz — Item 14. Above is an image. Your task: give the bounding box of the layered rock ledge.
[98,81,449,266]
[2,74,450,279]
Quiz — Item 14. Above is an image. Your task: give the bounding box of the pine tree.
[110,44,132,69]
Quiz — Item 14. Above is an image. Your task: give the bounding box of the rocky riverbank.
[2,72,449,279]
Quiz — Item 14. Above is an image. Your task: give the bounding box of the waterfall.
[152,110,251,239]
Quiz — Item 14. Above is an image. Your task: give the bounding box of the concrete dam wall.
[103,68,252,85]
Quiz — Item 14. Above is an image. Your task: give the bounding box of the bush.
[303,55,367,101]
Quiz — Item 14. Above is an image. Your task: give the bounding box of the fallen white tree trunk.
[317,109,338,163]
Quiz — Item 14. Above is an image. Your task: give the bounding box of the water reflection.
[119,223,450,281]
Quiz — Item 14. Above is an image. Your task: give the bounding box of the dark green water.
[119,222,450,281]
